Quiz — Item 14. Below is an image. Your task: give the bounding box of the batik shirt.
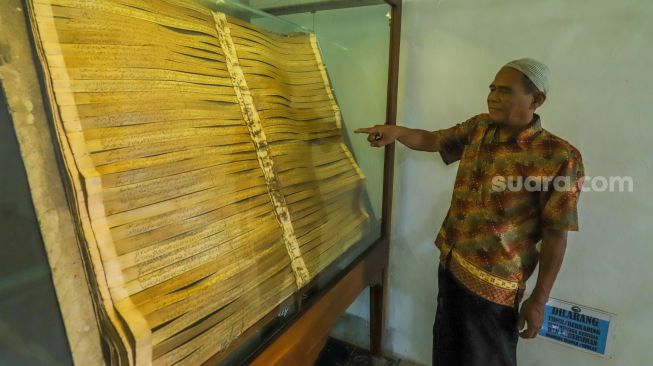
[434,113,584,307]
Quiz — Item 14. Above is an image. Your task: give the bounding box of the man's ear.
[531,92,546,110]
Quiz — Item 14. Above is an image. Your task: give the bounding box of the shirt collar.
[492,114,543,149]
[516,114,543,149]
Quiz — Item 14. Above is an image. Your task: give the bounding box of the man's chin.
[488,110,505,123]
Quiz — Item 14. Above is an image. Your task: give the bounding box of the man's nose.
[487,91,500,103]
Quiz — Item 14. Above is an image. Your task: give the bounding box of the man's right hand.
[354,125,402,148]
[355,125,441,152]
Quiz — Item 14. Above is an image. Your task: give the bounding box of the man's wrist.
[394,126,408,139]
[528,290,549,306]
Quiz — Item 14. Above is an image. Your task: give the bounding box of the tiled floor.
[397,361,424,366]
[315,337,425,366]
[315,337,396,366]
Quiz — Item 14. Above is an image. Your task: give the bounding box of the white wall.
[384,0,653,364]
[255,1,653,364]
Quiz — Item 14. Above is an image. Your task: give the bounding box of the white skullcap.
[504,58,550,95]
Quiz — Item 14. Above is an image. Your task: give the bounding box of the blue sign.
[539,298,614,358]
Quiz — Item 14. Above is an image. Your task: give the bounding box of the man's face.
[487,67,539,126]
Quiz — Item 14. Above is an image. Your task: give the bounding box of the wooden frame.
[204,0,402,364]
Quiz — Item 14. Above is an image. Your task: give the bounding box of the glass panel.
[193,0,392,311]
[196,0,311,33]
[8,0,391,364]
[250,0,391,297]
[0,89,73,365]
[249,0,388,11]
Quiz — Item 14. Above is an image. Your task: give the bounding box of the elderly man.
[355,58,584,366]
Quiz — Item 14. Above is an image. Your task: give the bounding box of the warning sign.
[539,297,615,358]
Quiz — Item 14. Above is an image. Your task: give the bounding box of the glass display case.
[0,86,74,366]
[0,0,400,364]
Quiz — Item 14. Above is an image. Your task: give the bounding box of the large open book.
[25,0,369,364]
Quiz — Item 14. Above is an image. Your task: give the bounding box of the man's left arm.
[518,148,585,338]
[517,228,568,338]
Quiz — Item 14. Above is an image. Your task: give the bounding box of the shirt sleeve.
[540,148,585,232]
[433,114,485,165]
